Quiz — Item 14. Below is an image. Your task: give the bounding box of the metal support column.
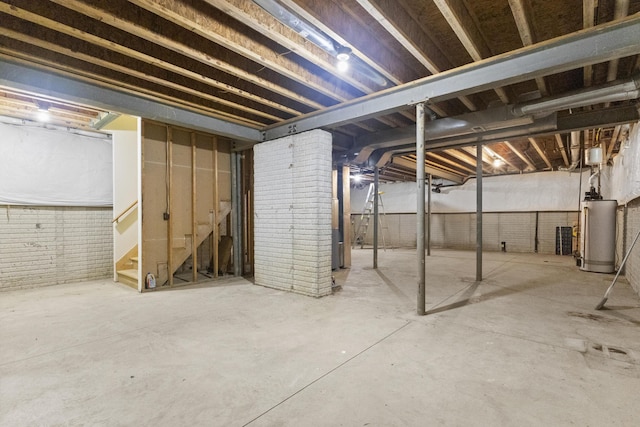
[417,103,426,315]
[231,152,243,276]
[373,166,379,269]
[427,173,432,257]
[476,144,483,282]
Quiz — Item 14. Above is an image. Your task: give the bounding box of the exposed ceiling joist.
[432,0,510,104]
[504,141,536,171]
[0,59,262,141]
[508,0,548,96]
[528,137,553,169]
[391,156,465,183]
[263,16,640,140]
[355,0,477,112]
[582,0,597,87]
[555,134,570,167]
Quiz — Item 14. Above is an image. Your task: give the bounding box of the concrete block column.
[253,130,332,297]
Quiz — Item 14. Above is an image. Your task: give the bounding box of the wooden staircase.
[116,246,139,290]
[171,201,232,281]
[114,201,232,290]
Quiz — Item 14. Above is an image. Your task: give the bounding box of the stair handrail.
[112,200,138,224]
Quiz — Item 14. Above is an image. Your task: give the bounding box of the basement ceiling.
[0,0,639,182]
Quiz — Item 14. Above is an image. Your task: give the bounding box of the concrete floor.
[1,249,639,426]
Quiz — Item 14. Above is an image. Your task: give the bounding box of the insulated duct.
[559,131,582,172]
[253,0,337,55]
[352,74,640,166]
[512,75,640,117]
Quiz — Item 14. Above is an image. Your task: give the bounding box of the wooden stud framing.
[167,126,174,287]
[191,132,198,284]
[213,139,220,278]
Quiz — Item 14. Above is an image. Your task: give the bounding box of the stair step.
[130,257,138,268]
[117,269,138,289]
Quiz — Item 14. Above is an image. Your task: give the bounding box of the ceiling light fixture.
[492,158,504,168]
[35,101,50,122]
[336,46,351,73]
[336,46,351,62]
[253,0,337,54]
[253,0,389,87]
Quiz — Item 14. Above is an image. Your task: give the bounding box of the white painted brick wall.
[355,211,576,254]
[625,198,640,296]
[538,212,579,254]
[0,206,113,291]
[253,130,332,297]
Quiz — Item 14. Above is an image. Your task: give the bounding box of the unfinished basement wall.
[625,198,640,295]
[607,122,640,295]
[0,122,113,291]
[140,121,232,289]
[352,171,584,254]
[0,206,113,291]
[253,130,332,297]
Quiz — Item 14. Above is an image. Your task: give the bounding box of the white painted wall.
[111,121,140,278]
[352,170,590,214]
[603,123,640,205]
[0,122,112,206]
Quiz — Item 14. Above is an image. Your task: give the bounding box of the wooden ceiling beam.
[503,141,536,171]
[51,0,326,112]
[459,146,492,173]
[0,3,294,120]
[128,0,351,104]
[0,49,264,128]
[583,0,597,86]
[443,148,479,169]
[445,148,489,173]
[605,125,622,163]
[507,0,548,96]
[432,0,510,104]
[283,0,409,86]
[484,144,521,172]
[0,26,279,124]
[272,0,425,124]
[200,0,376,96]
[130,0,398,131]
[355,0,477,112]
[0,104,96,129]
[528,137,553,170]
[555,134,570,167]
[427,152,476,174]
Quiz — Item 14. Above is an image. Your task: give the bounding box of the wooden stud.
[191,132,198,283]
[213,138,219,278]
[167,126,174,287]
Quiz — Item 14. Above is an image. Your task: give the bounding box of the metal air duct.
[512,75,640,117]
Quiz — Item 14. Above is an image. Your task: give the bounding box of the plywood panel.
[141,121,234,286]
[141,122,169,286]
[217,142,232,203]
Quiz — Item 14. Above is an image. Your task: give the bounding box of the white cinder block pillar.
[253,130,333,297]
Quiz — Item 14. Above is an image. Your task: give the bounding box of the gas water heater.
[579,199,616,273]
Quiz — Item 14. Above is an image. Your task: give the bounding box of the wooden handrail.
[112,200,138,223]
